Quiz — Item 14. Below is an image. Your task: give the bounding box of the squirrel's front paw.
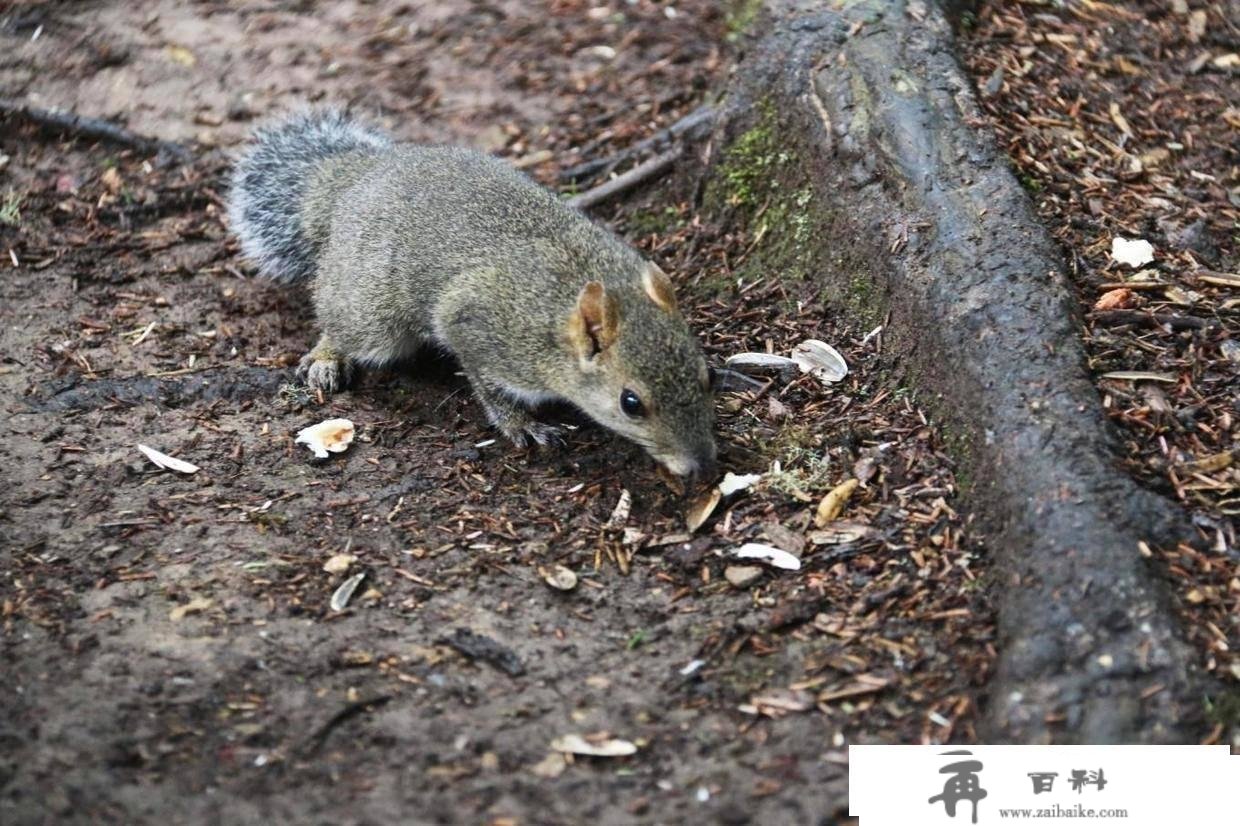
[522,421,565,448]
[496,417,564,449]
[297,352,354,393]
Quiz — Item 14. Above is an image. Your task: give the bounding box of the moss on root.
[725,0,765,40]
[704,100,886,326]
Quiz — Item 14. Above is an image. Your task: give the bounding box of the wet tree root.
[31,367,286,412]
[706,0,1210,742]
[0,98,192,163]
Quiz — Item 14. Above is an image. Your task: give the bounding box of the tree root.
[705,0,1212,743]
[0,98,192,163]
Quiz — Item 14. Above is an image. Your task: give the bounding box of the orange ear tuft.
[642,263,679,315]
[568,280,620,360]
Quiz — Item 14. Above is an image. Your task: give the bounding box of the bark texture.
[706,0,1208,742]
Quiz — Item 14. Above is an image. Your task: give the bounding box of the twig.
[442,628,525,677]
[567,148,681,211]
[1089,309,1219,331]
[300,694,394,756]
[559,104,716,185]
[0,98,192,162]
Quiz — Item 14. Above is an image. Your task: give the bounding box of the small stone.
[1219,340,1240,366]
[725,565,764,588]
[323,553,355,574]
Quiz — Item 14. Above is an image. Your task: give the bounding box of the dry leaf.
[808,521,873,545]
[330,573,366,612]
[169,596,212,622]
[685,487,722,533]
[530,752,568,778]
[1162,286,1195,305]
[1198,272,1240,288]
[746,688,815,716]
[1108,102,1133,137]
[323,554,356,574]
[1093,288,1135,311]
[605,489,631,529]
[1101,371,1176,383]
[137,443,200,474]
[295,418,355,459]
[818,675,890,704]
[339,650,374,666]
[549,734,637,757]
[100,167,122,194]
[541,564,578,591]
[1139,147,1170,169]
[815,479,859,527]
[1180,451,1233,474]
[166,44,196,67]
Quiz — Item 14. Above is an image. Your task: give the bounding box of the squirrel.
[228,110,717,478]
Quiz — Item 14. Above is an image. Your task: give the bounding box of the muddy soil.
[2,1,992,823]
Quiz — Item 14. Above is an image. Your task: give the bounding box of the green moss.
[1018,173,1043,193]
[750,424,834,496]
[725,0,764,40]
[941,424,977,494]
[1205,690,1240,729]
[704,99,890,325]
[695,268,738,299]
[715,657,775,697]
[625,205,683,237]
[709,103,787,212]
[0,190,22,226]
[844,272,879,325]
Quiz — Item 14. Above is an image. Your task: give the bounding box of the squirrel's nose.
[687,452,718,485]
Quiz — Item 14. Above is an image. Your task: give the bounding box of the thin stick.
[559,104,716,184]
[0,98,192,162]
[567,148,681,211]
[1089,310,1219,331]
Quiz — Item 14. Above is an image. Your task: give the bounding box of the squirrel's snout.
[662,444,718,482]
[689,453,719,484]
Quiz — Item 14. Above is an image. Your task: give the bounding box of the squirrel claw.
[297,353,354,393]
[499,420,564,449]
[525,422,565,448]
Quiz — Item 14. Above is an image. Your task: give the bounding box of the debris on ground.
[295,418,356,459]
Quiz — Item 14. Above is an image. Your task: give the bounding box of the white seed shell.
[295,418,356,459]
[734,543,801,571]
[791,339,849,383]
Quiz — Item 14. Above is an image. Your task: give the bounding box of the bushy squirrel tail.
[227,110,391,284]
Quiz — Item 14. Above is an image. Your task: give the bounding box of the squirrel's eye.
[620,389,645,418]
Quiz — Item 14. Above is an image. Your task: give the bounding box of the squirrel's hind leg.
[297,335,356,393]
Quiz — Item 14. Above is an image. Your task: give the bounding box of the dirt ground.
[1,1,994,824]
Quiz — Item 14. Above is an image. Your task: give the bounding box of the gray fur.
[227,111,717,476]
[228,110,391,283]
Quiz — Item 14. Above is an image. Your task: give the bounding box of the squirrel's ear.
[568,280,620,361]
[641,263,679,315]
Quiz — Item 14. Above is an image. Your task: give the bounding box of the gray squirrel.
[228,110,717,478]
